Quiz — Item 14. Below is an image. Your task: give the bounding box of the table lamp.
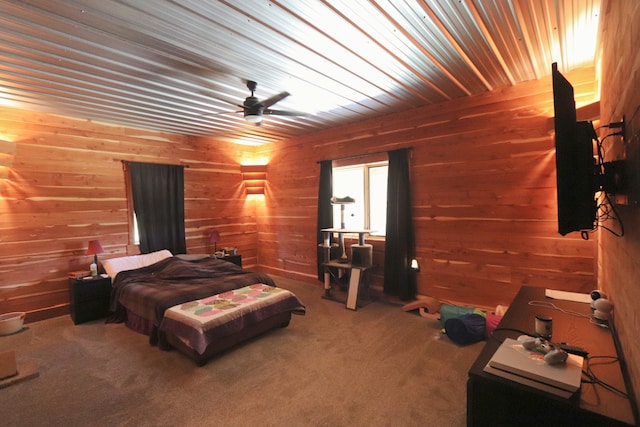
[86,240,105,276]
[209,230,221,254]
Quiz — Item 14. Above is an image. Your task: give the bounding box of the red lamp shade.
[86,240,105,256]
[86,240,105,275]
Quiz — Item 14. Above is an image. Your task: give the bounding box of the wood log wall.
[0,109,259,321]
[255,67,600,310]
[598,0,640,411]
[1,67,601,319]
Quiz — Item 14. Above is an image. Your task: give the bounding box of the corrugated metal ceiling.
[0,0,601,145]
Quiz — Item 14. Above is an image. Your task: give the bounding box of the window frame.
[332,157,388,238]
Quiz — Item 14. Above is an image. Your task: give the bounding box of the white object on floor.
[0,312,25,336]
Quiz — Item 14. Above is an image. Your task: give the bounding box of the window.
[132,212,140,245]
[332,161,388,236]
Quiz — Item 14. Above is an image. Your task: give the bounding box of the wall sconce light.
[241,164,267,195]
[410,258,420,272]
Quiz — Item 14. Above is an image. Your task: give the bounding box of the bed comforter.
[110,256,277,327]
[108,256,306,356]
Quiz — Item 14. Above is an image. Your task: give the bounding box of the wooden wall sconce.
[241,164,267,195]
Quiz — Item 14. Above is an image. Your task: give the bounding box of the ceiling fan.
[238,80,308,125]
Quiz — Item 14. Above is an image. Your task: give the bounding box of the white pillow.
[102,249,173,279]
[140,249,173,266]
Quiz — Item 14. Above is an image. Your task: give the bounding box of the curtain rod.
[316,146,413,164]
[120,160,189,168]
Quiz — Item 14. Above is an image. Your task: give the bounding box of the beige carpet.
[0,276,484,426]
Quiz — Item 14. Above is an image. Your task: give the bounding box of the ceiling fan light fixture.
[245,114,262,123]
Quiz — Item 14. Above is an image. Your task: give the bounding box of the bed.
[104,250,305,365]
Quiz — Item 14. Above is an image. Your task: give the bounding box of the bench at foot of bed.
[160,284,305,366]
[165,311,292,366]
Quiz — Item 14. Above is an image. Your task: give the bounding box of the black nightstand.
[219,254,242,267]
[68,275,112,324]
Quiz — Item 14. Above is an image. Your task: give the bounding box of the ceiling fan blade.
[201,110,241,118]
[261,91,290,108]
[263,108,309,117]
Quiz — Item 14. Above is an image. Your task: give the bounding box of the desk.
[467,286,636,426]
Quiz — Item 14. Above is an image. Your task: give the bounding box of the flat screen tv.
[552,63,598,236]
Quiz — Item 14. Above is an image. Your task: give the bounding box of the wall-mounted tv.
[552,62,598,236]
[552,63,625,238]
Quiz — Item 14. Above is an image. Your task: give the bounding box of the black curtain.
[128,162,187,255]
[383,148,416,300]
[316,160,334,280]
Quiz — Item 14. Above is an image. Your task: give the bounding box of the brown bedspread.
[109,256,277,327]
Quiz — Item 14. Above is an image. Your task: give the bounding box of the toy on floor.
[402,298,504,345]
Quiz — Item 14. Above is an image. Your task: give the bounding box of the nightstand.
[68,275,112,324]
[219,254,242,267]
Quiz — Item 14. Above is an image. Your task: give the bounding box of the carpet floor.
[0,276,484,426]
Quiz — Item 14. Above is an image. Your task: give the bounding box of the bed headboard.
[102,249,173,279]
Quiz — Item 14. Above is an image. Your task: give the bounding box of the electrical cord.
[527,300,592,319]
[597,191,625,237]
[587,133,625,238]
[527,300,610,328]
[490,326,532,344]
[582,355,629,399]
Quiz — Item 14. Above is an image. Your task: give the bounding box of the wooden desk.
[467,286,636,426]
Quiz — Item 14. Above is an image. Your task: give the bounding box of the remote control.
[559,343,589,357]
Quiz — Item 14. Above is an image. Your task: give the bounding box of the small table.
[68,275,112,324]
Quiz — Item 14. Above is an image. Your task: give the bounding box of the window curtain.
[128,162,187,255]
[383,148,416,300]
[316,160,334,280]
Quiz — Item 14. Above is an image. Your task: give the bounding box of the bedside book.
[483,338,583,398]
[68,270,91,279]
